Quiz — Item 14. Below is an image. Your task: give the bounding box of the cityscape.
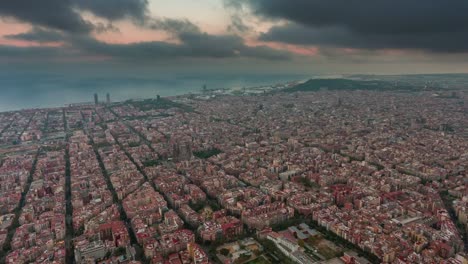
[1,1,468,264]
[0,77,467,263]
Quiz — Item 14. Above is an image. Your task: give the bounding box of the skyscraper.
[94,93,98,105]
[106,93,110,104]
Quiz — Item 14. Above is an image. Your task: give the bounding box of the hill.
[285,78,418,92]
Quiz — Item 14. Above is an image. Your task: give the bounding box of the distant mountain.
[285,78,419,92]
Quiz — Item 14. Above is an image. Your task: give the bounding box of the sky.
[1,0,468,79]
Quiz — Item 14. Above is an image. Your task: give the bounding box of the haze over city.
[0,1,467,264]
[1,1,468,110]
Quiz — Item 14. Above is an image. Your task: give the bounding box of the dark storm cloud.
[68,16,291,60]
[72,36,186,59]
[1,15,291,61]
[72,30,291,60]
[5,27,65,43]
[0,0,93,33]
[0,1,291,61]
[260,23,468,53]
[178,30,290,60]
[245,0,468,34]
[178,32,245,58]
[0,0,149,33]
[73,0,148,21]
[243,0,468,52]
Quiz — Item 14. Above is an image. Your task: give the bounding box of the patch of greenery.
[246,256,271,264]
[232,90,244,96]
[300,177,320,189]
[190,199,221,212]
[369,162,384,170]
[189,201,206,212]
[258,239,295,264]
[142,159,163,167]
[113,246,126,256]
[128,142,140,148]
[41,145,64,152]
[286,79,423,93]
[305,236,342,259]
[235,253,252,264]
[220,248,230,256]
[193,148,222,159]
[94,142,112,149]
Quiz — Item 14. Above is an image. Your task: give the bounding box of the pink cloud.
[93,21,173,44]
[0,38,63,47]
[0,21,31,37]
[0,21,63,47]
[247,38,318,56]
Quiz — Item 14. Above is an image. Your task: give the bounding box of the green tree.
[114,246,126,256]
[298,239,305,248]
[220,248,230,256]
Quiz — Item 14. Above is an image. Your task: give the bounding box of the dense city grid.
[0,89,467,264]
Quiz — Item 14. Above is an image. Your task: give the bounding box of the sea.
[0,73,308,112]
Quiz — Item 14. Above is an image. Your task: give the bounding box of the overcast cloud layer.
[242,0,468,52]
[0,0,148,33]
[0,0,468,74]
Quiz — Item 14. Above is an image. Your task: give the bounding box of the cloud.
[5,27,65,43]
[223,0,244,10]
[223,0,254,34]
[244,0,468,34]
[227,15,251,33]
[179,31,290,60]
[244,0,468,52]
[72,30,292,61]
[73,0,148,21]
[1,14,292,62]
[143,18,201,35]
[0,0,93,33]
[260,23,468,53]
[93,22,120,34]
[66,14,291,61]
[0,1,292,62]
[0,0,149,33]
